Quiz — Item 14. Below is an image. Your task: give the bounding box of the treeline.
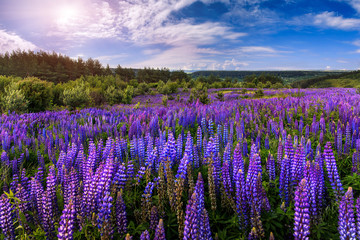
[191,70,344,81]
[291,70,360,88]
[0,50,191,84]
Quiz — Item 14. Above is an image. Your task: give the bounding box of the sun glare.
[56,5,79,25]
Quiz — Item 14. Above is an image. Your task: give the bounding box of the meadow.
[0,88,359,240]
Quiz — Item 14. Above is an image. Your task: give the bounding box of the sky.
[1,0,360,70]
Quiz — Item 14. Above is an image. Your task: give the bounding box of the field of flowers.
[0,88,360,239]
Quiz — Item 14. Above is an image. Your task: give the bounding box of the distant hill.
[190,70,346,84]
[291,70,360,88]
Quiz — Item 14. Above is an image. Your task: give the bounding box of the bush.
[162,95,168,106]
[272,82,284,89]
[0,82,28,113]
[122,85,134,104]
[216,92,224,101]
[17,77,53,112]
[104,86,123,105]
[63,81,91,110]
[137,82,150,95]
[166,81,178,94]
[254,89,264,98]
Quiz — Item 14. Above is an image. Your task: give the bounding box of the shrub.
[254,89,264,98]
[90,88,106,106]
[122,85,134,104]
[17,77,53,112]
[162,95,168,106]
[63,81,91,110]
[0,82,28,113]
[137,82,150,95]
[272,82,284,89]
[104,86,123,105]
[166,81,178,94]
[216,92,224,101]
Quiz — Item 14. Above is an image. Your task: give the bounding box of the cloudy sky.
[1,0,360,70]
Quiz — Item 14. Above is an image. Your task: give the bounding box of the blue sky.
[1,0,360,70]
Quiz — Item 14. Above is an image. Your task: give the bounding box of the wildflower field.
[1,88,360,240]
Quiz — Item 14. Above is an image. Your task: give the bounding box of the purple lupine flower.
[30,177,44,221]
[150,206,159,231]
[98,190,113,239]
[96,153,114,203]
[337,123,343,156]
[113,163,127,190]
[0,194,14,239]
[356,198,360,239]
[266,153,275,182]
[46,165,58,213]
[58,198,76,240]
[277,138,283,172]
[324,142,344,198]
[140,230,150,240]
[154,219,166,240]
[222,152,233,197]
[294,179,310,240]
[344,122,351,154]
[183,192,198,240]
[338,187,356,240]
[116,191,127,235]
[235,169,248,228]
[232,143,244,181]
[15,184,32,232]
[279,154,291,205]
[291,144,306,187]
[41,190,55,237]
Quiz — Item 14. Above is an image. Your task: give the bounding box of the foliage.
[104,85,123,106]
[122,85,134,104]
[62,81,91,110]
[0,82,28,113]
[162,95,168,106]
[17,77,53,112]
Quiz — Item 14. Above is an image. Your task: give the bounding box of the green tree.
[105,85,123,105]
[62,81,90,110]
[1,82,28,113]
[17,77,53,112]
[122,85,134,104]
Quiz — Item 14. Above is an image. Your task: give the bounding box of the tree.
[18,77,53,112]
[1,82,28,113]
[62,81,90,110]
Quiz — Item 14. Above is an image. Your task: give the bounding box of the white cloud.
[310,12,360,30]
[222,58,249,70]
[326,66,331,70]
[95,54,128,62]
[238,46,277,53]
[337,0,360,13]
[0,29,38,53]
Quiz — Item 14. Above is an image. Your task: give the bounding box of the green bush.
[162,95,168,106]
[166,81,178,94]
[254,89,264,98]
[104,86,123,105]
[17,77,53,112]
[0,82,28,113]
[216,92,224,101]
[63,81,91,110]
[272,82,284,89]
[122,85,134,104]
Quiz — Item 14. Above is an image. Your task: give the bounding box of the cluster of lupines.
[0,88,360,239]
